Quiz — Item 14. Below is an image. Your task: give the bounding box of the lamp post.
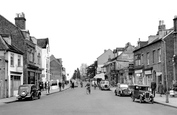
[162,39,169,103]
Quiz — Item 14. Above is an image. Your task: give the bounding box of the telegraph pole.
[162,39,169,103]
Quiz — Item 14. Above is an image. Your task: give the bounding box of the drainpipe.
[162,39,169,103]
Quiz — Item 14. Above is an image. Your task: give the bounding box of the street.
[0,86,177,115]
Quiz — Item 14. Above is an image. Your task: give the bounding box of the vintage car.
[131,85,154,104]
[100,80,110,90]
[115,83,131,96]
[17,84,41,101]
[128,84,138,95]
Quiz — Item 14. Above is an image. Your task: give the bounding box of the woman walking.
[158,82,164,97]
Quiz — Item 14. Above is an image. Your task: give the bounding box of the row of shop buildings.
[96,17,177,91]
[0,13,66,98]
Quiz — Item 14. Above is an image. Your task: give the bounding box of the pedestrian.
[72,81,74,89]
[151,80,157,97]
[47,81,50,94]
[59,81,62,91]
[62,81,65,90]
[44,82,47,90]
[85,80,91,94]
[39,81,43,91]
[94,81,97,90]
[158,82,164,97]
[80,81,83,88]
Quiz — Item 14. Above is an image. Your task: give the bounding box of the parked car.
[131,85,154,104]
[115,83,131,96]
[17,84,41,101]
[128,84,138,95]
[100,80,110,90]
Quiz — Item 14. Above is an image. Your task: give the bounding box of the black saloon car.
[131,85,154,104]
[17,84,41,101]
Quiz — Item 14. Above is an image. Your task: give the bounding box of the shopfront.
[135,69,143,85]
[144,70,152,86]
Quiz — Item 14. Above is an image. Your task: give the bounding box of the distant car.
[115,83,131,96]
[17,84,41,101]
[100,80,110,90]
[131,85,154,104]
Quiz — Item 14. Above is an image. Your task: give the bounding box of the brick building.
[0,13,44,86]
[50,55,63,82]
[133,20,174,90]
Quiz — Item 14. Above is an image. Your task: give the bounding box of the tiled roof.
[6,43,23,54]
[37,38,49,48]
[0,37,7,50]
[0,36,23,54]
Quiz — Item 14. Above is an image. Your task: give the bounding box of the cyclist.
[85,80,91,94]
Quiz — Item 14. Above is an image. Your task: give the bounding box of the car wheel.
[132,96,135,102]
[38,94,41,99]
[115,90,117,96]
[119,92,122,96]
[151,98,154,104]
[31,95,34,100]
[140,96,142,103]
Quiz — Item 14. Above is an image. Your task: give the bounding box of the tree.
[86,61,97,79]
[76,68,81,79]
[71,68,81,80]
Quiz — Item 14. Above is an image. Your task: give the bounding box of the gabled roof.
[50,54,62,65]
[134,30,174,52]
[37,38,49,48]
[97,49,113,59]
[0,35,23,54]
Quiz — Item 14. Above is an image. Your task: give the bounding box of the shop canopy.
[94,73,105,80]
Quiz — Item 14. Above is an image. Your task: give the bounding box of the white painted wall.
[7,51,23,97]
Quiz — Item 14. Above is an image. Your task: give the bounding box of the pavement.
[0,84,70,106]
[110,87,177,109]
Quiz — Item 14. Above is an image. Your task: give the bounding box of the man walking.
[59,81,62,91]
[151,80,157,97]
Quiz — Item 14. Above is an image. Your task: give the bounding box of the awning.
[156,72,162,76]
[94,73,105,80]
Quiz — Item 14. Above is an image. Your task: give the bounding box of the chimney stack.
[15,12,26,30]
[158,20,166,31]
[173,16,177,33]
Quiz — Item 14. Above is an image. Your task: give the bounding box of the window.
[147,52,150,65]
[32,52,34,62]
[152,50,155,64]
[18,55,21,67]
[10,53,14,66]
[135,54,141,66]
[37,53,41,65]
[141,54,144,65]
[158,48,161,62]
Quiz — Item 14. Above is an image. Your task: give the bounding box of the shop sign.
[135,70,142,74]
[144,70,152,75]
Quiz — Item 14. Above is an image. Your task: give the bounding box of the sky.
[1,0,177,79]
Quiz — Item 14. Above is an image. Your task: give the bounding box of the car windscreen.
[139,86,148,91]
[19,86,29,92]
[120,84,128,89]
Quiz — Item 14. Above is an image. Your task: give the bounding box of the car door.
[31,85,37,97]
[133,86,139,98]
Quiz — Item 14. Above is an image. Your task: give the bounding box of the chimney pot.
[15,12,26,30]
